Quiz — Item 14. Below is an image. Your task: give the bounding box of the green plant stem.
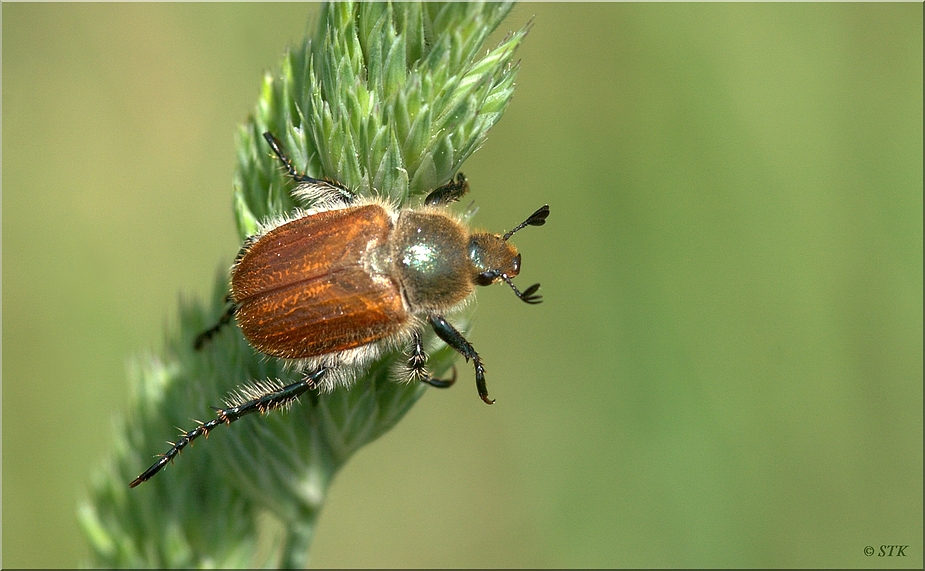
[281,512,317,569]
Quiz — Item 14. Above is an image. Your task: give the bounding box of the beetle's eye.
[476,270,498,286]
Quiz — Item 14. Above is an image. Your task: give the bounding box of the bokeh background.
[3,3,922,568]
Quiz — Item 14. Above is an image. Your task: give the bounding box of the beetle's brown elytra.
[232,204,407,358]
[130,132,548,488]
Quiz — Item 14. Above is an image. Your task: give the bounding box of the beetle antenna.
[503,204,549,241]
[129,368,327,488]
[502,274,542,304]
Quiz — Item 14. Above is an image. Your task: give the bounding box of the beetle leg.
[427,315,492,404]
[129,368,327,488]
[408,330,457,388]
[263,132,354,204]
[424,172,469,206]
[217,367,326,420]
[194,301,238,350]
[406,330,428,380]
[422,367,457,389]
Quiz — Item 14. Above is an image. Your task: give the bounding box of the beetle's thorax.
[388,209,475,313]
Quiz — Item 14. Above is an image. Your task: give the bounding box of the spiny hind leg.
[129,367,328,488]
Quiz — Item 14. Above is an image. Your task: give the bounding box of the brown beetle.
[130,132,548,487]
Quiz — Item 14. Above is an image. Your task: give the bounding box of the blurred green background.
[3,3,922,568]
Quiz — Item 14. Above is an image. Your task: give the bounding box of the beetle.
[130,132,548,487]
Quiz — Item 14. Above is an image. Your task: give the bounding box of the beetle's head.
[467,205,549,305]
